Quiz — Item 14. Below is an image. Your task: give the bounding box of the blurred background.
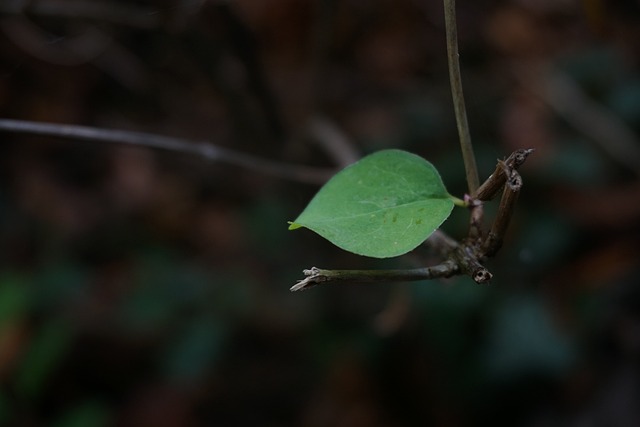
[1,0,639,426]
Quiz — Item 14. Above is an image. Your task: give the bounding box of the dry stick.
[0,119,333,184]
[483,169,522,257]
[471,149,531,251]
[474,149,533,201]
[291,230,462,291]
[290,263,460,292]
[444,0,479,194]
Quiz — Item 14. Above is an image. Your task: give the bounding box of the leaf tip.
[287,221,302,231]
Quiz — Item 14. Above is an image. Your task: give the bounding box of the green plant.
[287,0,533,291]
[288,149,459,258]
[0,0,533,293]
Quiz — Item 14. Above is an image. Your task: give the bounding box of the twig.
[482,168,522,257]
[443,0,479,193]
[0,119,333,184]
[292,224,494,292]
[452,244,493,283]
[291,263,459,291]
[291,149,533,291]
[291,4,534,292]
[473,148,533,201]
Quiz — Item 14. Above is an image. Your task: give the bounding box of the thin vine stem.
[443,0,479,194]
[0,119,333,184]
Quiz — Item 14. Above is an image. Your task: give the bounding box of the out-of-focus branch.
[517,63,640,177]
[306,116,360,167]
[207,2,288,142]
[1,0,162,29]
[303,1,361,168]
[0,119,333,184]
[0,15,149,88]
[0,16,112,65]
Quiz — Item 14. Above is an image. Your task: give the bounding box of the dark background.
[1,1,639,426]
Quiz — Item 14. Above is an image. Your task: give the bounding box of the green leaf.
[288,149,454,258]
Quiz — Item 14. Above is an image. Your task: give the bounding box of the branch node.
[511,148,535,168]
[472,268,493,284]
[474,148,533,201]
[290,267,326,292]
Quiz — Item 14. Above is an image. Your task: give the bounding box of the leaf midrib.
[301,197,452,224]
